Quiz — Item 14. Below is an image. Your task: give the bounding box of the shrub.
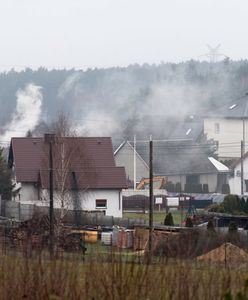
[228,221,238,232]
[185,217,193,227]
[223,194,241,213]
[164,212,174,226]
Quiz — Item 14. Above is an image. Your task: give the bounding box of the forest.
[0,59,248,140]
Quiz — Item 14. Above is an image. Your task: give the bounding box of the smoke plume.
[0,84,43,141]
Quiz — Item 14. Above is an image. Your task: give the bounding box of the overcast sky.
[0,0,247,70]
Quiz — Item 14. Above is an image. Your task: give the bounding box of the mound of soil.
[197,243,248,264]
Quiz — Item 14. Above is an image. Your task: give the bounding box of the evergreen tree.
[164,212,174,226]
[185,217,193,227]
[228,221,238,232]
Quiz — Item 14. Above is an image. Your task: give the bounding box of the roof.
[231,152,248,169]
[9,137,127,189]
[203,96,248,119]
[132,141,229,176]
[166,117,203,141]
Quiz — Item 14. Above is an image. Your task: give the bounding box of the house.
[203,96,248,159]
[8,136,127,218]
[114,140,149,184]
[229,153,248,195]
[166,115,204,143]
[114,140,229,193]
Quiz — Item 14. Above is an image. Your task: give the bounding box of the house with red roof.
[8,136,127,217]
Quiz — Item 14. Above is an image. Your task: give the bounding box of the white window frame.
[95,199,107,209]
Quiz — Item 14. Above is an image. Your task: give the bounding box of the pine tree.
[164,212,174,226]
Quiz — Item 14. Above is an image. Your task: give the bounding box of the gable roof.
[230,151,248,169]
[114,140,149,169]
[9,137,127,189]
[203,96,248,119]
[167,118,203,141]
[115,140,229,176]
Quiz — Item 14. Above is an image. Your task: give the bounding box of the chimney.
[44,133,55,144]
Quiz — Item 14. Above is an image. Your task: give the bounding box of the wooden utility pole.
[241,140,244,195]
[148,137,153,262]
[45,134,55,256]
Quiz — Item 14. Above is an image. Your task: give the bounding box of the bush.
[223,194,241,213]
[185,217,193,227]
[164,212,174,226]
[228,221,238,232]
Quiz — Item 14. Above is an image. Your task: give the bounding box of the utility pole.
[148,136,153,263]
[133,135,136,190]
[45,133,55,256]
[241,140,244,195]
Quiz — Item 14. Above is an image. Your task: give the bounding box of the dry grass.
[0,251,248,300]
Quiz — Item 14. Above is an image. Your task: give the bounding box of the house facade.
[9,136,127,218]
[229,153,248,195]
[114,140,229,193]
[203,97,248,158]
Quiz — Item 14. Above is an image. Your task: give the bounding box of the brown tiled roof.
[9,137,127,189]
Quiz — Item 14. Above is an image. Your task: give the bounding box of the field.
[0,251,247,300]
[123,210,185,225]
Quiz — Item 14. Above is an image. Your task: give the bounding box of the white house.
[203,97,248,158]
[229,153,248,195]
[8,136,127,218]
[114,140,229,193]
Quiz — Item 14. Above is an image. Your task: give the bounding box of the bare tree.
[41,111,96,231]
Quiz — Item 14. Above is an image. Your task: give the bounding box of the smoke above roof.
[0,84,43,141]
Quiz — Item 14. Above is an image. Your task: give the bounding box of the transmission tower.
[201,44,229,63]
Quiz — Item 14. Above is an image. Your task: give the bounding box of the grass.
[123,210,185,225]
[0,251,248,299]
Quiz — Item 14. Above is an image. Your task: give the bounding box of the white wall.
[13,183,38,203]
[115,143,149,182]
[229,158,248,195]
[12,184,123,218]
[204,118,248,158]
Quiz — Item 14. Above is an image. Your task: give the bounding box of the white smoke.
[0,84,43,141]
[57,72,81,99]
[76,111,121,137]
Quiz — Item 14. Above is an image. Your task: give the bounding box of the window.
[214,123,220,134]
[96,199,107,209]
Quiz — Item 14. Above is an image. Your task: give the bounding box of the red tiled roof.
[9,137,127,189]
